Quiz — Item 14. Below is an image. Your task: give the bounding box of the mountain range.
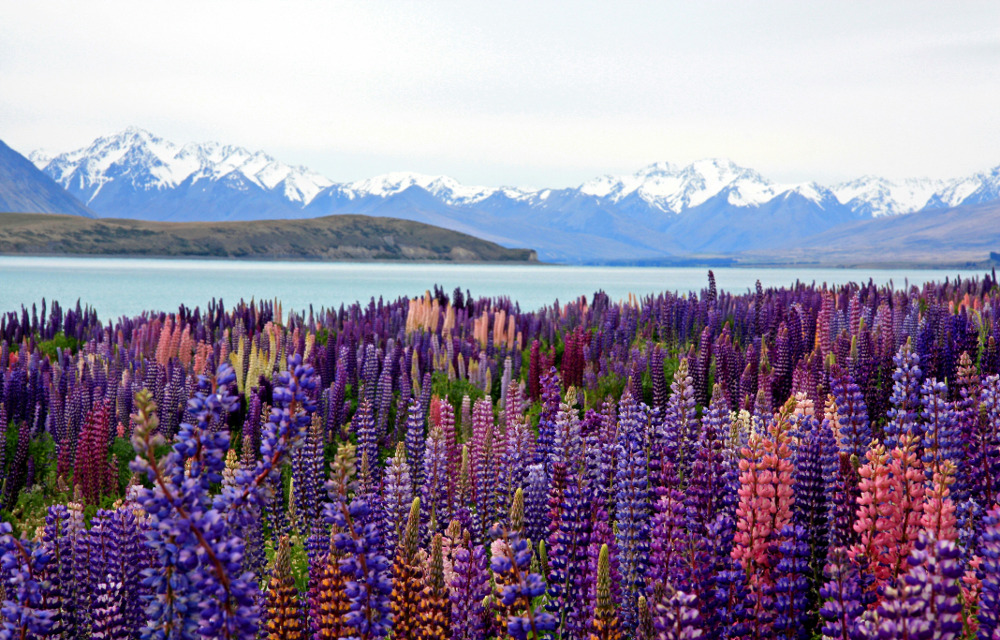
[19,127,1000,263]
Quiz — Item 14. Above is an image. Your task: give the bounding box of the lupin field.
[2,272,1000,639]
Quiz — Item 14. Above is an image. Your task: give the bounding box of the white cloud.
[3,0,1000,187]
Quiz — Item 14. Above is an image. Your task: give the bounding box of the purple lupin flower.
[660,359,697,483]
[499,383,532,520]
[382,443,413,559]
[791,410,837,574]
[421,421,451,536]
[769,524,813,640]
[872,534,963,640]
[490,524,558,640]
[374,358,393,436]
[418,372,432,426]
[536,368,561,473]
[394,354,411,442]
[470,397,497,537]
[39,504,85,638]
[654,588,703,640]
[450,532,490,640]
[90,579,127,640]
[329,360,348,439]
[130,362,266,640]
[614,390,651,629]
[525,463,549,544]
[648,481,689,595]
[359,343,379,407]
[920,378,960,481]
[291,415,325,542]
[404,398,424,493]
[883,339,922,449]
[971,375,1000,510]
[692,327,713,408]
[546,473,591,640]
[553,398,584,475]
[831,371,871,460]
[685,384,728,528]
[0,521,54,638]
[978,505,1000,640]
[2,420,31,510]
[818,548,866,640]
[329,498,393,639]
[353,400,379,484]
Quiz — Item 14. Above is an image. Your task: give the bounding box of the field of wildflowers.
[0,271,999,639]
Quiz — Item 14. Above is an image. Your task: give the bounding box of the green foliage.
[553,334,565,367]
[36,331,80,360]
[524,399,543,433]
[3,483,62,538]
[639,370,653,406]
[28,432,56,484]
[430,371,485,414]
[314,327,331,346]
[586,373,626,412]
[289,535,311,591]
[111,436,137,492]
[1,432,67,537]
[344,383,358,417]
[663,355,680,389]
[3,422,18,465]
[262,535,312,593]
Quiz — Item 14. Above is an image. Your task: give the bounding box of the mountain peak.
[579,157,775,211]
[635,161,679,176]
[94,126,162,151]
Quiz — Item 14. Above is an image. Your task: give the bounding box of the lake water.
[0,256,989,320]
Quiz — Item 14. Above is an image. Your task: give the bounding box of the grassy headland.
[0,212,538,262]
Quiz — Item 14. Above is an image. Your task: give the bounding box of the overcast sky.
[3,1,999,187]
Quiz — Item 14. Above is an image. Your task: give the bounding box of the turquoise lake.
[0,256,989,320]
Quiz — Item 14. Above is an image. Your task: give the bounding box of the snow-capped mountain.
[829,176,945,218]
[582,159,782,211]
[30,127,332,218]
[28,128,1000,262]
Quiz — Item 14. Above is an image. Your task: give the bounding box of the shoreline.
[0,252,993,270]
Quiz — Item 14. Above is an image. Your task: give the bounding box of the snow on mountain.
[927,166,1000,209]
[33,127,333,206]
[831,176,946,217]
[329,172,537,207]
[580,159,817,212]
[27,149,53,167]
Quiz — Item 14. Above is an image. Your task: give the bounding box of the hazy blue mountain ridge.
[0,140,95,218]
